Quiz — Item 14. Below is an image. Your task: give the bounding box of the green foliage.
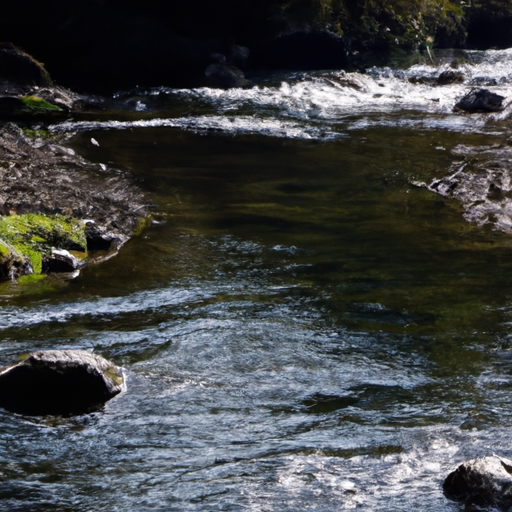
[315,0,468,58]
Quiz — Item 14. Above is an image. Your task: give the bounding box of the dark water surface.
[4,53,512,510]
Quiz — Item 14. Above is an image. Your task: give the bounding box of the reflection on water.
[4,53,512,509]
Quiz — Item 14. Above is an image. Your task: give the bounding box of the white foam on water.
[50,48,512,140]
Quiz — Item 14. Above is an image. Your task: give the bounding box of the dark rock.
[0,42,52,87]
[0,349,124,416]
[443,456,512,512]
[210,53,227,64]
[83,220,119,251]
[0,95,67,121]
[42,248,79,273]
[455,88,505,112]
[228,45,250,69]
[438,70,465,85]
[251,30,347,70]
[205,63,248,89]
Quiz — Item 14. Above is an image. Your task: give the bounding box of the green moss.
[134,215,152,237]
[18,96,63,113]
[0,241,9,256]
[17,274,47,285]
[0,214,87,279]
[105,365,124,386]
[22,128,50,138]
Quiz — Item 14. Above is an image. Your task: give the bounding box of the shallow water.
[3,50,512,510]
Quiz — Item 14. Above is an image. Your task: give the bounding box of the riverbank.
[0,61,148,282]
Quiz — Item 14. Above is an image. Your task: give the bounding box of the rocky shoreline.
[0,45,148,282]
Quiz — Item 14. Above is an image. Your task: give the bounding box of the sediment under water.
[2,49,512,510]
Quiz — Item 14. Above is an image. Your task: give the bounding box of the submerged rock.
[443,456,512,511]
[455,88,505,112]
[0,350,124,416]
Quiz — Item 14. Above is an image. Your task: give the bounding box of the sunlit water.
[3,49,512,510]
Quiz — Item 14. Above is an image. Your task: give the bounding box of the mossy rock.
[0,95,64,119]
[19,96,64,112]
[0,42,52,86]
[0,214,87,279]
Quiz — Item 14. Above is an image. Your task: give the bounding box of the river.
[2,48,512,511]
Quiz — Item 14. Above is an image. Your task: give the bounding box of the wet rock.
[455,88,505,112]
[320,71,370,91]
[443,455,512,511]
[0,349,124,416]
[205,63,248,89]
[438,70,465,85]
[83,220,118,251]
[0,42,51,87]
[413,144,512,235]
[42,248,79,273]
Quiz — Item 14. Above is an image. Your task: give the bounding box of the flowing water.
[4,49,512,511]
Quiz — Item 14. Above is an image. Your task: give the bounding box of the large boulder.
[443,456,512,511]
[0,42,52,87]
[455,88,506,112]
[0,350,124,416]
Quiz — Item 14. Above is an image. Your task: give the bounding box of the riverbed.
[2,49,512,511]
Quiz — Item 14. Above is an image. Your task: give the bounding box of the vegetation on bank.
[1,0,512,90]
[103,0,510,51]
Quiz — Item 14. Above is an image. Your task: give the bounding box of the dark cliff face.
[1,0,512,92]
